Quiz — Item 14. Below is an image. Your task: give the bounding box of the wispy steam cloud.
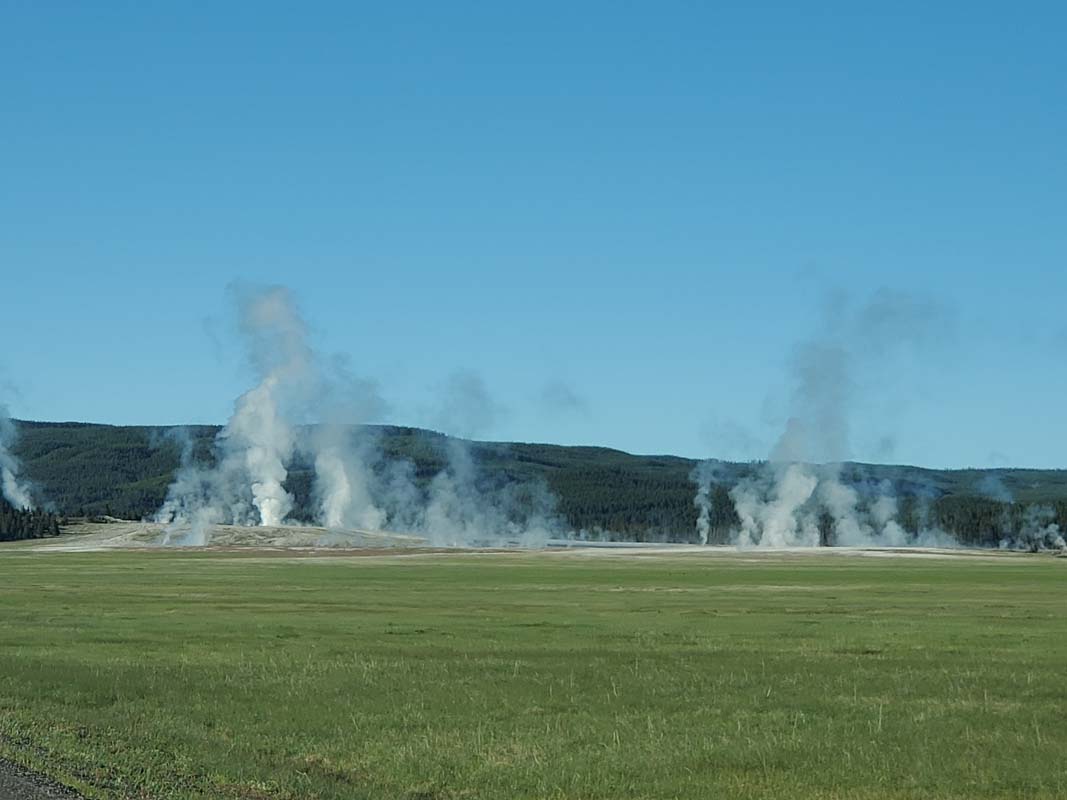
[0,405,33,510]
[695,287,953,548]
[158,284,318,536]
[539,380,589,418]
[433,369,500,439]
[156,290,565,547]
[311,356,390,531]
[414,370,561,546]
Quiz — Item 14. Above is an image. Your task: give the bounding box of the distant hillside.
[10,420,1067,544]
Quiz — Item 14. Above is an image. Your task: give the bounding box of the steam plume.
[308,355,389,530]
[976,475,1067,552]
[156,290,563,547]
[1005,505,1066,552]
[702,288,949,548]
[397,370,563,546]
[311,428,386,531]
[0,407,33,510]
[690,460,722,544]
[425,372,497,544]
[157,285,315,535]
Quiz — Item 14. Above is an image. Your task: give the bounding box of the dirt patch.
[0,758,82,799]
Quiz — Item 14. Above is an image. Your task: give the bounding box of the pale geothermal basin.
[24,519,427,552]
[13,520,1057,562]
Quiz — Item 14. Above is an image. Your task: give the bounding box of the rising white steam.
[379,370,564,546]
[976,477,1067,552]
[309,359,390,531]
[157,285,315,536]
[702,289,950,548]
[732,462,820,547]
[1003,505,1067,552]
[156,290,563,547]
[423,371,499,545]
[422,438,496,545]
[421,371,561,545]
[154,429,211,544]
[312,432,386,531]
[690,460,722,544]
[0,408,33,510]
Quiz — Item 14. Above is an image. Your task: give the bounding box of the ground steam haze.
[0,405,33,510]
[417,371,561,547]
[976,475,1067,552]
[155,286,565,546]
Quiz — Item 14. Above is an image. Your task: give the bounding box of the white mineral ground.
[22,519,425,552]
[8,520,1060,563]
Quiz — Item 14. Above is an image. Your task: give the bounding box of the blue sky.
[2,2,1065,468]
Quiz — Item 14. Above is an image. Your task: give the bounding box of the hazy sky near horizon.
[2,3,1065,469]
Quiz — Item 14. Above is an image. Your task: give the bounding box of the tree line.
[0,497,61,541]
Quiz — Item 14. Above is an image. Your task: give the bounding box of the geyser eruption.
[225,376,295,526]
[230,283,318,525]
[0,407,33,510]
[732,461,821,548]
[697,288,948,548]
[157,284,315,534]
[156,287,563,547]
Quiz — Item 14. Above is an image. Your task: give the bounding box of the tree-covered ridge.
[0,496,61,541]
[8,420,1067,546]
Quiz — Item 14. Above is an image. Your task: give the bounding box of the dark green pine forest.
[0,496,61,541]
[7,420,1067,547]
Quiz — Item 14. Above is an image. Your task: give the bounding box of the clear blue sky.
[2,2,1065,468]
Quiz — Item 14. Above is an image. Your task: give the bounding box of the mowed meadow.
[0,548,1064,800]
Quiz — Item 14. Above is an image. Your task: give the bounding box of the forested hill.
[10,420,1067,544]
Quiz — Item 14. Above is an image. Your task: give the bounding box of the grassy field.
[0,548,1064,799]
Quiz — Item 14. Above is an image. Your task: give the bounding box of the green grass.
[0,549,1064,799]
